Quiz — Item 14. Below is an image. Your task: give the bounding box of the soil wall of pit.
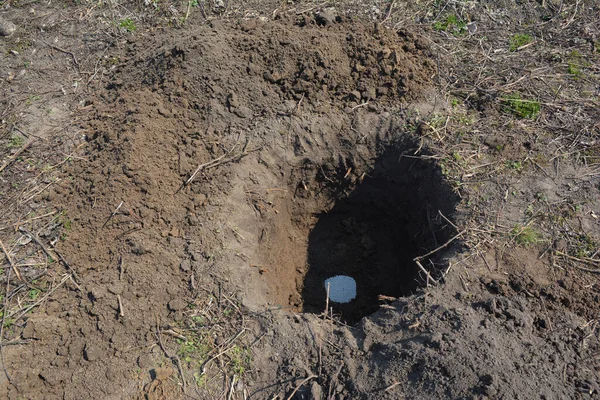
[301,143,457,323]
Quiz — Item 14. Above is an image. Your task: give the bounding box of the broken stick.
[0,138,35,174]
[0,239,22,282]
[117,295,124,317]
[102,201,123,228]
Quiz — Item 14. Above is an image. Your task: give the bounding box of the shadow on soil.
[302,141,459,324]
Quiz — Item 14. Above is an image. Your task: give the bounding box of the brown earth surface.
[1,1,600,399]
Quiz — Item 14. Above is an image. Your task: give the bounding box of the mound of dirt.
[2,15,446,398]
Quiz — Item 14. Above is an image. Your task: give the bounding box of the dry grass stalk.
[286,374,317,400]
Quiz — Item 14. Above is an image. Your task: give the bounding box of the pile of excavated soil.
[2,10,600,400]
[2,15,444,398]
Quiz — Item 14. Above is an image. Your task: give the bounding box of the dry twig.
[381,0,396,23]
[117,295,124,317]
[414,230,465,262]
[102,201,124,228]
[43,41,80,69]
[415,260,437,287]
[555,251,600,274]
[0,258,13,383]
[155,316,187,393]
[323,281,330,316]
[18,228,80,284]
[200,327,246,376]
[11,274,72,323]
[180,133,261,190]
[0,239,22,282]
[286,374,317,400]
[0,138,35,174]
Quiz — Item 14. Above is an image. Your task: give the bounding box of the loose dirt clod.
[0,17,16,37]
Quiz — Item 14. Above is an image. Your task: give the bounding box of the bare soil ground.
[1,0,600,399]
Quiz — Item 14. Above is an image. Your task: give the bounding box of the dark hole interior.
[302,142,458,324]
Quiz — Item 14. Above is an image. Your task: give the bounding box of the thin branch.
[0,253,13,384]
[155,316,187,393]
[414,230,465,262]
[43,41,80,69]
[0,138,35,174]
[0,239,22,282]
[286,375,317,400]
[10,274,71,323]
[415,260,437,287]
